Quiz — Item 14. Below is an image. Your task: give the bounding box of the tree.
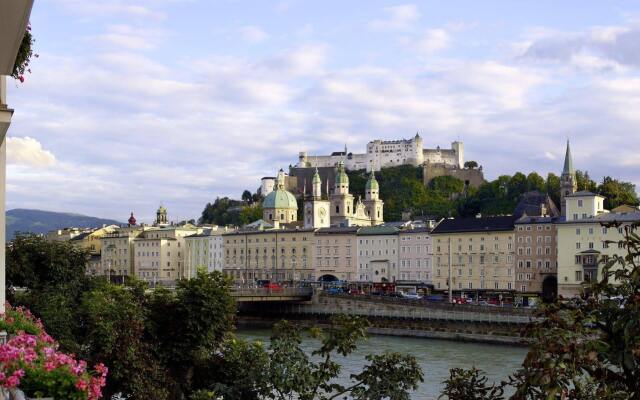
[262,316,423,400]
[464,161,479,169]
[78,282,169,400]
[598,176,639,210]
[240,205,263,225]
[440,368,504,400]
[545,173,561,207]
[200,197,243,226]
[575,170,597,192]
[7,234,88,290]
[242,190,254,204]
[146,272,236,398]
[525,172,545,193]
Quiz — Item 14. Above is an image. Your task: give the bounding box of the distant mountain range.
[6,209,123,240]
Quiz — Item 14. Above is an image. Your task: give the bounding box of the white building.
[185,227,234,278]
[398,228,433,283]
[297,134,463,172]
[356,226,399,282]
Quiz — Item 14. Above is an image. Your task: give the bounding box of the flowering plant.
[0,305,42,336]
[12,24,38,83]
[0,306,107,399]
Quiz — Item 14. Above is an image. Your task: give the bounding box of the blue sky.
[6,0,640,223]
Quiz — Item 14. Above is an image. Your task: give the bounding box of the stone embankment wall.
[238,294,535,345]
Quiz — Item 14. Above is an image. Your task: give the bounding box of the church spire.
[563,140,574,175]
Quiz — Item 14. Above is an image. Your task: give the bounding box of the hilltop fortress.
[296,133,463,172]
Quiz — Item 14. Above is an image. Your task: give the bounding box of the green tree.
[440,368,504,400]
[78,282,169,400]
[545,173,561,207]
[598,176,639,209]
[239,205,263,225]
[242,190,254,204]
[525,172,545,193]
[200,197,243,226]
[263,316,423,400]
[464,161,479,169]
[146,272,236,398]
[575,170,597,192]
[7,234,88,290]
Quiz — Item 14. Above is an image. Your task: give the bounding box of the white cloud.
[369,4,420,32]
[415,29,450,54]
[240,25,269,44]
[95,24,167,50]
[7,137,56,167]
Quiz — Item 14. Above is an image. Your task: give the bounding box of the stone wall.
[423,163,485,188]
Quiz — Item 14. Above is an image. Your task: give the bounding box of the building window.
[575,271,583,282]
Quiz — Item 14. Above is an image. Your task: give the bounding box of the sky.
[6,0,640,223]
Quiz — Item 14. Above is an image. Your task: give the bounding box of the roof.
[515,215,556,224]
[398,227,432,234]
[365,171,379,190]
[261,176,276,180]
[612,204,640,213]
[431,215,516,234]
[69,232,92,241]
[513,191,560,218]
[316,226,359,235]
[357,225,399,236]
[563,140,574,175]
[566,191,603,198]
[223,227,315,236]
[262,188,298,209]
[558,211,640,225]
[335,161,349,186]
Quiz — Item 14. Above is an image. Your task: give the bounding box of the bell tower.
[363,169,384,225]
[560,140,577,217]
[304,167,330,228]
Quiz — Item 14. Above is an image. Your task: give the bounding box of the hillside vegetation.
[6,209,122,239]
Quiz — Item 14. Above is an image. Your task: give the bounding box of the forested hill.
[346,165,638,221]
[199,165,639,226]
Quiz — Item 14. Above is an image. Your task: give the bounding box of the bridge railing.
[231,287,314,297]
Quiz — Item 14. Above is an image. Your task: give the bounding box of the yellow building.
[133,225,200,285]
[68,225,119,256]
[431,216,516,296]
[100,225,155,278]
[223,228,315,283]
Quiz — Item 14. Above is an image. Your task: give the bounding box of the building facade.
[314,227,358,281]
[184,227,232,278]
[356,226,399,282]
[223,228,315,283]
[398,228,433,283]
[297,134,463,172]
[132,226,199,285]
[431,216,516,294]
[100,225,153,278]
[514,216,558,301]
[556,192,640,297]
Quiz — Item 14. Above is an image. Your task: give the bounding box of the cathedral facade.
[304,161,384,229]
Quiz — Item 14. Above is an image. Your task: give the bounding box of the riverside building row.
[46,141,640,300]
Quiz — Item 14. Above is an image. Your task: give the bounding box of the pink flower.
[75,378,88,391]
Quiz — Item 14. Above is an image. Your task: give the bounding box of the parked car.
[425,294,445,302]
[348,288,363,295]
[387,292,404,298]
[401,292,422,300]
[264,283,283,291]
[477,300,497,307]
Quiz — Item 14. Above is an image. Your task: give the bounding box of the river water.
[237,328,528,399]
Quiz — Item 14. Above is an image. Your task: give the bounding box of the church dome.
[262,187,298,210]
[335,161,349,186]
[366,171,379,190]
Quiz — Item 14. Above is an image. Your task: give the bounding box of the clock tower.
[304,167,330,229]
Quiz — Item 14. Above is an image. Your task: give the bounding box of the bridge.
[230,287,314,302]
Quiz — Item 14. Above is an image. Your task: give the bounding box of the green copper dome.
[262,188,298,210]
[335,161,349,186]
[366,171,379,190]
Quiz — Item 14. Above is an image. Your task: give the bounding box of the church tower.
[330,161,354,225]
[363,170,384,225]
[304,167,330,228]
[156,205,168,226]
[560,140,577,217]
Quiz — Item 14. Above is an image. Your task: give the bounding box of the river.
[237,328,528,399]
